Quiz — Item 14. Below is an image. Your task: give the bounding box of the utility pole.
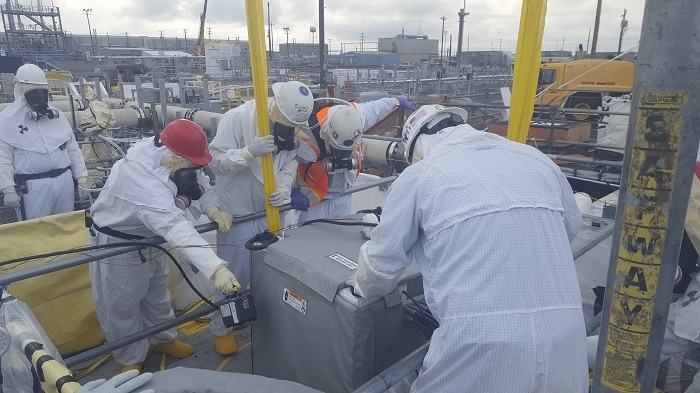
[439,16,446,94]
[125,32,130,47]
[586,27,591,53]
[82,8,93,56]
[456,2,469,76]
[207,26,212,41]
[360,33,365,52]
[267,2,273,61]
[499,38,502,70]
[159,30,164,50]
[590,0,603,57]
[593,0,700,391]
[562,37,565,52]
[283,27,290,57]
[618,8,628,55]
[183,29,188,52]
[319,0,325,88]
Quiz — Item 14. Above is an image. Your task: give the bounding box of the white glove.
[212,265,240,294]
[247,135,276,157]
[2,187,20,208]
[77,370,154,393]
[268,187,290,207]
[204,206,233,232]
[360,213,379,240]
[78,177,90,201]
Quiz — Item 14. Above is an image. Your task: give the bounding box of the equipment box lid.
[262,217,420,303]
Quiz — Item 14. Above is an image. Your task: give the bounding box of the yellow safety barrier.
[507,0,548,143]
[244,0,280,233]
[0,211,104,354]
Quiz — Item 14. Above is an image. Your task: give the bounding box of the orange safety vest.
[297,104,362,207]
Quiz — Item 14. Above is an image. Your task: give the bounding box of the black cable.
[298,218,378,227]
[0,242,219,309]
[404,302,439,330]
[402,291,438,329]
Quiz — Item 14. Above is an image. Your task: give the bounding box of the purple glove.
[290,188,310,211]
[395,97,416,111]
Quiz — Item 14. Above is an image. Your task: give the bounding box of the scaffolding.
[1,0,80,60]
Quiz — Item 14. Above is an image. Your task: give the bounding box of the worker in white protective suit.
[208,81,314,356]
[0,63,88,220]
[347,104,588,392]
[89,119,238,374]
[291,97,415,221]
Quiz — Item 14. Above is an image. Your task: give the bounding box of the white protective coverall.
[295,98,397,221]
[0,85,87,219]
[348,125,588,392]
[208,98,298,335]
[89,137,226,366]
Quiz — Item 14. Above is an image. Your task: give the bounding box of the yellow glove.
[212,265,240,294]
[204,206,233,232]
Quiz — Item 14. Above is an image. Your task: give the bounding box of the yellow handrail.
[507,0,548,143]
[244,0,280,233]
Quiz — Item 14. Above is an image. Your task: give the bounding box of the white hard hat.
[271,81,314,126]
[14,64,47,85]
[320,105,363,150]
[402,104,469,164]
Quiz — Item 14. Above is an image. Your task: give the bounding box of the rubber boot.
[213,333,238,356]
[121,363,143,374]
[150,340,194,359]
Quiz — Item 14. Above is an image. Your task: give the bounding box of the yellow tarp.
[0,211,104,355]
[507,0,548,143]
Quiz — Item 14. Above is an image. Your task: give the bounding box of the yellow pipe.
[507,0,548,143]
[244,0,280,233]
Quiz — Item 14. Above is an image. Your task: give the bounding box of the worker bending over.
[348,105,588,392]
[208,81,313,355]
[88,119,238,373]
[0,64,88,220]
[291,97,415,220]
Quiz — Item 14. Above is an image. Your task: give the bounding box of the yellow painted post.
[507,0,548,143]
[244,0,280,233]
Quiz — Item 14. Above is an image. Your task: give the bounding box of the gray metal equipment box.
[251,220,427,393]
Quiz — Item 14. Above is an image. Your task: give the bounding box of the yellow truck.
[536,59,635,121]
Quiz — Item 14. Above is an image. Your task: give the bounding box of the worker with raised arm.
[290,96,415,220]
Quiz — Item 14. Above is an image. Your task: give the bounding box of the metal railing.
[0,176,397,368]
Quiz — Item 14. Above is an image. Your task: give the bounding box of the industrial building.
[378,33,438,64]
[278,42,327,57]
[458,50,513,70]
[336,51,399,67]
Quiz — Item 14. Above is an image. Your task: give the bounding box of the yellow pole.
[507,0,548,143]
[244,0,280,233]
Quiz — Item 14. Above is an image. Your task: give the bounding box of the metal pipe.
[528,138,626,151]
[0,177,397,286]
[572,221,615,260]
[352,341,430,393]
[593,1,700,391]
[65,304,216,368]
[362,134,402,142]
[544,154,623,168]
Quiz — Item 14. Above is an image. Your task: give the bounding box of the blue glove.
[290,188,310,211]
[395,97,416,111]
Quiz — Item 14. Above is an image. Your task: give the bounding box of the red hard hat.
[159,119,212,166]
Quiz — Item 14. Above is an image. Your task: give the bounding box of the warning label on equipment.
[283,287,307,316]
[327,253,358,270]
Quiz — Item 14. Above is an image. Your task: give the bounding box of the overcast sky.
[50,0,644,54]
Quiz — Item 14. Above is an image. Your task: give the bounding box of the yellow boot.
[150,340,194,359]
[213,333,238,356]
[121,363,143,374]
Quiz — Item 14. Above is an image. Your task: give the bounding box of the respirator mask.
[272,123,299,154]
[320,148,360,172]
[171,167,205,206]
[25,89,59,120]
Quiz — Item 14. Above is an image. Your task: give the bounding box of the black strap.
[14,166,71,184]
[55,375,79,393]
[92,222,146,240]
